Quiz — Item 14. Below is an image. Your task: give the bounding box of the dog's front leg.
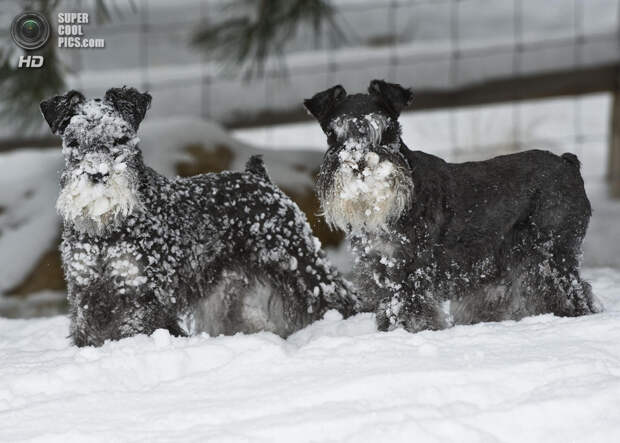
[68,279,178,347]
[375,264,446,333]
[66,280,119,347]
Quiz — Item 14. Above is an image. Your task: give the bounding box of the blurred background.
[1,0,619,317]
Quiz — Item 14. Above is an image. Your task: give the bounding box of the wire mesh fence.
[9,0,609,116]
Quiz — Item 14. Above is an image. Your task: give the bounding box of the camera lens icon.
[11,12,51,50]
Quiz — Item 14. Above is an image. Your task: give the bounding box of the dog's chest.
[63,234,149,292]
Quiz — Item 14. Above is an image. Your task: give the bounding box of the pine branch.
[93,0,137,24]
[191,0,344,79]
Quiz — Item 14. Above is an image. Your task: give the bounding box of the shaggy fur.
[306,79,601,333]
[41,87,356,347]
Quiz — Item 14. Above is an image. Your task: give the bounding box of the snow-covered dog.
[305,79,601,333]
[41,87,356,346]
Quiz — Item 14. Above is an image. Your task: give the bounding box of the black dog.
[41,87,356,346]
[305,79,601,332]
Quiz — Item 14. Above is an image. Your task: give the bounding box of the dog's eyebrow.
[330,113,389,149]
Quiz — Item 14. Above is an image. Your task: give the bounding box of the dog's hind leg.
[538,231,600,315]
[223,192,358,336]
[509,237,601,318]
[539,246,601,316]
[517,165,602,317]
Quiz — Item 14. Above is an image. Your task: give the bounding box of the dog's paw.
[377,297,448,333]
[375,296,406,332]
[402,313,447,333]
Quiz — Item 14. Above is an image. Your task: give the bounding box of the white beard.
[321,151,413,234]
[57,155,140,235]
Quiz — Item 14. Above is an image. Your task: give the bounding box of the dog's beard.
[57,156,140,235]
[320,150,412,234]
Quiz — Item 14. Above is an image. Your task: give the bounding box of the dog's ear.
[368,79,413,117]
[104,87,152,131]
[40,90,85,135]
[304,85,347,121]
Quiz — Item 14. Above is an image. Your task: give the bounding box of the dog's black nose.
[89,172,108,183]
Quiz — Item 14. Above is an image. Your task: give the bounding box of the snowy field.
[1,268,619,442]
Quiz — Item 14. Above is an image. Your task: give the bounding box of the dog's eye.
[115,136,131,145]
[67,139,79,148]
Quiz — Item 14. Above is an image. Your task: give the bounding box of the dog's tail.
[561,153,581,170]
[245,155,271,182]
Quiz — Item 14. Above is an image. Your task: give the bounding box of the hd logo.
[18,55,44,68]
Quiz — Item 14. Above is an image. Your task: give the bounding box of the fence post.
[610,72,620,198]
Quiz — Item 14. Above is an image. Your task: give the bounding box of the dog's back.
[404,149,591,249]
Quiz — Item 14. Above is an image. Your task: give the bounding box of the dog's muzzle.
[57,153,140,235]
[319,149,412,234]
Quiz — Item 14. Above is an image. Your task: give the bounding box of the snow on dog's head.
[305,80,414,234]
[41,87,151,235]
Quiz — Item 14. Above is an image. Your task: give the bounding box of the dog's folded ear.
[304,85,347,121]
[368,79,413,117]
[40,90,85,135]
[104,86,152,131]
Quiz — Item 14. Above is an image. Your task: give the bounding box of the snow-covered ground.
[1,267,619,442]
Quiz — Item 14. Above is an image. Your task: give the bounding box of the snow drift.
[1,268,619,442]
